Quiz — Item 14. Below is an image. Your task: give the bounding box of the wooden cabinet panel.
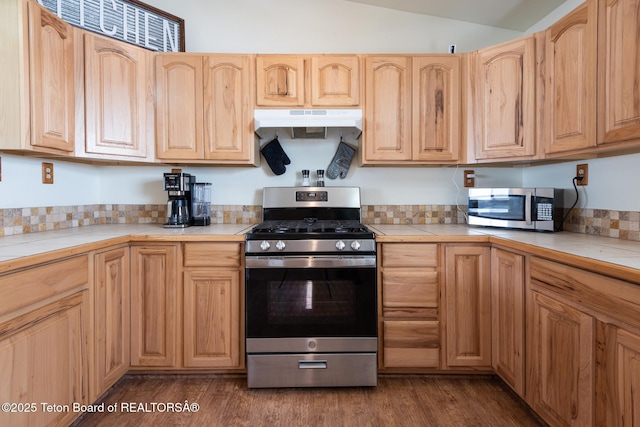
[203,55,256,162]
[544,0,597,155]
[528,291,594,427]
[93,247,130,399]
[598,0,640,145]
[130,245,178,367]
[256,55,305,106]
[491,248,525,396]
[183,269,240,368]
[84,33,153,159]
[0,292,87,427]
[474,36,536,160]
[155,54,204,160]
[444,245,491,367]
[184,242,241,268]
[383,320,440,368]
[381,243,438,268]
[610,328,640,427]
[412,55,461,162]
[310,55,360,106]
[28,1,75,153]
[363,56,412,161]
[382,270,438,318]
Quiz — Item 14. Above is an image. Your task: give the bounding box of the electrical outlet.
[0,156,2,182]
[576,163,588,186]
[42,162,54,184]
[464,170,475,187]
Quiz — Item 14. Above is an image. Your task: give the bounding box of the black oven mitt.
[326,140,356,179]
[261,137,291,175]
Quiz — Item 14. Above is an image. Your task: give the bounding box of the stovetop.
[250,219,370,235]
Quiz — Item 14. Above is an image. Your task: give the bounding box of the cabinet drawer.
[184,243,241,267]
[382,243,438,268]
[530,257,640,331]
[382,270,438,318]
[383,320,440,368]
[0,256,89,319]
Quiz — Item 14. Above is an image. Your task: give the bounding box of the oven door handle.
[245,255,376,269]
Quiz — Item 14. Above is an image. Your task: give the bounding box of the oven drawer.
[247,353,377,388]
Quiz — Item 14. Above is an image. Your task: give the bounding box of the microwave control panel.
[535,197,554,221]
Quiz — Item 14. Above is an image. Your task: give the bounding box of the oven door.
[245,255,377,349]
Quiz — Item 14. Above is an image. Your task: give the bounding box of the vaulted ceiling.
[342,0,568,31]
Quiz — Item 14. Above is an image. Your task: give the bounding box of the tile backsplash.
[0,204,639,242]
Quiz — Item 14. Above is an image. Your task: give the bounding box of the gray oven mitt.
[326,141,356,179]
[261,137,291,176]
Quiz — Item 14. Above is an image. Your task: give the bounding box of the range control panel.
[296,191,328,202]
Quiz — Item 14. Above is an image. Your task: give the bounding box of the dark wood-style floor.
[74,375,545,427]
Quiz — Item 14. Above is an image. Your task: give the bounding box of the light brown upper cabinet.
[597,0,640,146]
[472,36,537,161]
[155,54,258,165]
[362,55,461,164]
[255,55,360,107]
[83,33,154,161]
[1,0,75,155]
[543,0,598,156]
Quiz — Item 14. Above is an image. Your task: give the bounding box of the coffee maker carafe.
[163,172,195,228]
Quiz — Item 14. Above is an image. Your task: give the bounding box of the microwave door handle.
[525,192,533,225]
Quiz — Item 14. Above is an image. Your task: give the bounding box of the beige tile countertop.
[0,224,253,272]
[369,224,640,283]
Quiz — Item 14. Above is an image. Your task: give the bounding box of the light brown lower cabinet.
[130,244,179,368]
[92,246,130,400]
[490,247,525,396]
[527,290,595,427]
[183,269,241,368]
[379,243,440,369]
[444,244,492,368]
[605,327,640,426]
[0,292,88,427]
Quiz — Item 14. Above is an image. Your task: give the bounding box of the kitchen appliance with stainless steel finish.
[468,187,563,231]
[245,186,377,388]
[163,172,195,228]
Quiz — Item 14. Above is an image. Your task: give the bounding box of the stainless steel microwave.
[467,188,563,231]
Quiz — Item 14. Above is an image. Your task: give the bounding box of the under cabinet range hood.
[254,109,363,139]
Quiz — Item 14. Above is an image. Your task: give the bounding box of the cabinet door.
[412,55,461,162]
[93,247,130,399]
[155,54,204,160]
[363,56,412,162]
[612,328,640,427]
[491,248,525,396]
[203,55,256,163]
[475,36,536,159]
[183,269,241,368]
[444,245,491,367]
[528,291,594,427]
[256,55,305,106]
[0,293,87,427]
[28,2,75,153]
[544,0,597,154]
[130,245,178,367]
[310,55,360,106]
[84,34,153,159]
[598,0,640,145]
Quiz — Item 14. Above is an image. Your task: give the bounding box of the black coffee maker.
[163,171,196,228]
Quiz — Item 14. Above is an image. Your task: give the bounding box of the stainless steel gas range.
[245,186,377,388]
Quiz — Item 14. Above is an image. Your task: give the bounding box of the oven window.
[468,195,526,221]
[246,267,377,338]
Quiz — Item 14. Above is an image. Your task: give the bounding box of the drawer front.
[184,242,241,267]
[530,257,640,331]
[382,270,438,318]
[382,243,438,268]
[0,256,89,319]
[383,320,440,368]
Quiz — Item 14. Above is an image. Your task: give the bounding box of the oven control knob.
[351,240,361,251]
[336,240,346,251]
[260,241,271,251]
[275,240,286,251]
